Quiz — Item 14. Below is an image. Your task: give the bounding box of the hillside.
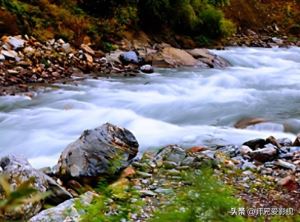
[1,0,299,49]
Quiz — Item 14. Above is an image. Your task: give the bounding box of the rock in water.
[0,155,48,221]
[56,123,139,181]
[140,64,154,73]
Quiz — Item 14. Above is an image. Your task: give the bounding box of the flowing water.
[1,47,300,168]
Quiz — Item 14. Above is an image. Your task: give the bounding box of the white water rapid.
[1,47,300,168]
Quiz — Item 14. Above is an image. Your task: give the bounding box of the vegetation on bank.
[0,0,234,49]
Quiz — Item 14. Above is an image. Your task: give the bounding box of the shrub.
[138,0,235,40]
[149,168,245,222]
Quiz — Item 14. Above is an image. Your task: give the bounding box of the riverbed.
[1,47,300,168]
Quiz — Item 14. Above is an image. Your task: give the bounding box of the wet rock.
[56,123,139,181]
[140,64,154,73]
[186,48,230,68]
[243,138,267,150]
[234,117,267,129]
[0,155,48,221]
[249,145,277,162]
[29,191,96,222]
[154,145,186,164]
[119,51,141,65]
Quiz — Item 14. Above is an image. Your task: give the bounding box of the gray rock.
[44,175,73,205]
[29,191,96,222]
[0,155,48,221]
[1,49,18,59]
[275,159,296,171]
[239,145,253,156]
[119,51,140,65]
[140,190,157,197]
[249,145,277,162]
[277,138,293,147]
[243,138,267,150]
[241,161,257,170]
[154,188,174,195]
[8,36,25,50]
[140,64,154,73]
[62,43,72,54]
[154,145,186,164]
[163,161,178,169]
[181,156,196,166]
[56,123,139,180]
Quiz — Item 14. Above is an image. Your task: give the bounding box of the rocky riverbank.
[1,123,300,221]
[0,35,230,96]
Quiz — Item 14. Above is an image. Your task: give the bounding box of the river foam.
[1,47,299,168]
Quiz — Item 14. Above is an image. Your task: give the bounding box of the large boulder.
[56,123,139,181]
[0,155,48,221]
[152,47,198,67]
[119,51,144,65]
[29,191,96,222]
[186,48,230,68]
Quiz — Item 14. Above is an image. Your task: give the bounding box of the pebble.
[136,171,152,178]
[275,159,296,171]
[140,190,157,197]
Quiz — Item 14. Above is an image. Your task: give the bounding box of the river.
[1,47,300,168]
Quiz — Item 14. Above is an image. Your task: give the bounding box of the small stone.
[85,53,93,64]
[154,188,174,195]
[7,69,18,74]
[8,36,25,50]
[81,44,95,55]
[250,146,277,162]
[277,138,293,147]
[181,157,195,166]
[163,161,178,169]
[140,190,157,197]
[277,175,298,191]
[166,169,181,176]
[1,50,18,59]
[275,159,296,171]
[239,145,253,156]
[292,134,300,146]
[140,64,154,74]
[57,39,65,44]
[187,146,207,153]
[62,43,72,53]
[136,171,152,178]
[155,145,186,163]
[243,138,267,150]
